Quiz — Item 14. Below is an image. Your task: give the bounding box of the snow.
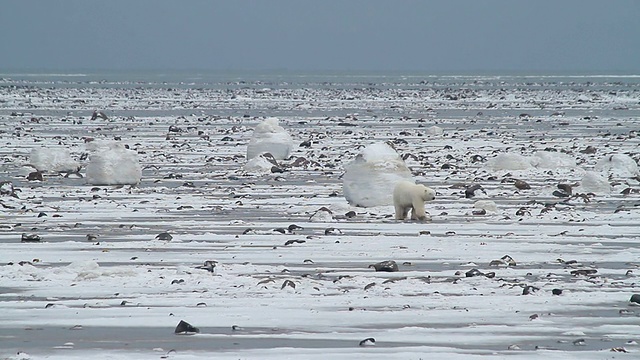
[246,117,294,160]
[578,171,611,194]
[342,142,413,207]
[85,140,142,185]
[486,153,532,171]
[595,153,639,178]
[1,73,640,359]
[243,153,278,174]
[29,147,79,173]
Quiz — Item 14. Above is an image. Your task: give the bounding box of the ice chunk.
[425,125,444,135]
[244,153,278,174]
[595,154,639,178]
[486,153,532,171]
[246,117,293,160]
[342,142,413,207]
[530,151,575,168]
[579,171,611,194]
[85,141,141,185]
[29,147,80,173]
[474,200,498,213]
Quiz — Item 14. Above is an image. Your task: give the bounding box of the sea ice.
[595,153,639,178]
[342,142,413,207]
[29,147,80,173]
[85,140,141,185]
[246,117,293,160]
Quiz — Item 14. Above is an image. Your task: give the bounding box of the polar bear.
[393,180,436,221]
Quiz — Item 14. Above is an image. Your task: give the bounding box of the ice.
[342,142,413,207]
[595,153,639,178]
[486,153,532,171]
[425,125,444,135]
[243,153,277,174]
[85,140,141,185]
[246,117,293,160]
[529,151,575,168]
[474,199,498,213]
[29,147,79,173]
[578,171,611,194]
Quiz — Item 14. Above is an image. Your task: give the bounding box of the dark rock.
[472,209,486,215]
[552,288,563,295]
[522,285,540,295]
[284,239,306,246]
[570,269,597,276]
[465,268,484,277]
[156,232,173,241]
[288,224,303,231]
[369,260,399,272]
[629,294,640,305]
[91,110,108,120]
[27,171,44,182]
[196,260,217,273]
[465,184,484,198]
[579,146,597,154]
[174,320,199,334]
[514,179,531,190]
[299,140,312,148]
[21,233,41,243]
[359,337,376,346]
[345,210,357,218]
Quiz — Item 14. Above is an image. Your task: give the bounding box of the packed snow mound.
[578,171,611,194]
[244,153,278,174]
[246,117,293,160]
[474,200,498,213]
[425,125,444,136]
[595,154,639,178]
[486,153,532,171]
[85,140,141,185]
[29,147,80,173]
[486,151,575,171]
[343,142,413,207]
[530,151,576,168]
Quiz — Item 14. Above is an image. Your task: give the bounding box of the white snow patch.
[578,171,611,194]
[29,147,79,173]
[473,200,498,213]
[486,153,532,171]
[342,142,413,207]
[425,125,444,135]
[85,140,141,185]
[246,117,293,160]
[530,151,575,168]
[595,153,639,178]
[244,153,277,174]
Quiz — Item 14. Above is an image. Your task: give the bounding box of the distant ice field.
[1,73,640,359]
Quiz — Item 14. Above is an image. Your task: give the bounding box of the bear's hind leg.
[395,205,409,220]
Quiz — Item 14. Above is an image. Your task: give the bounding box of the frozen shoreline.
[1,75,640,359]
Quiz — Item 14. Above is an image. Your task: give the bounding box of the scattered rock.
[27,171,44,181]
[465,184,485,198]
[369,260,399,272]
[629,294,640,305]
[21,233,42,243]
[156,232,173,241]
[514,179,531,190]
[359,337,376,346]
[195,260,217,273]
[522,285,540,295]
[174,320,199,334]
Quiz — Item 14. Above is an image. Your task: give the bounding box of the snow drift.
[342,142,413,207]
[595,153,639,178]
[85,141,141,185]
[246,117,293,160]
[29,147,79,173]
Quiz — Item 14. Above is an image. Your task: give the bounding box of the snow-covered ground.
[1,74,640,359]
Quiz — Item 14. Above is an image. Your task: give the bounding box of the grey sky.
[1,0,638,73]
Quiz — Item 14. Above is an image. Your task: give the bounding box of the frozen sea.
[1,71,640,359]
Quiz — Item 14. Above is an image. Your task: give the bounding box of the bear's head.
[421,185,436,201]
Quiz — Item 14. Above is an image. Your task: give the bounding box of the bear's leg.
[411,200,427,221]
[395,205,409,220]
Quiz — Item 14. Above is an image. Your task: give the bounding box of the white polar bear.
[393,180,436,221]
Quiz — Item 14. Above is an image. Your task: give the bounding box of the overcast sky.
[1,0,638,73]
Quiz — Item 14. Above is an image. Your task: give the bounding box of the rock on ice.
[246,117,293,160]
[29,147,80,173]
[595,154,639,178]
[85,141,141,185]
[342,142,413,207]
